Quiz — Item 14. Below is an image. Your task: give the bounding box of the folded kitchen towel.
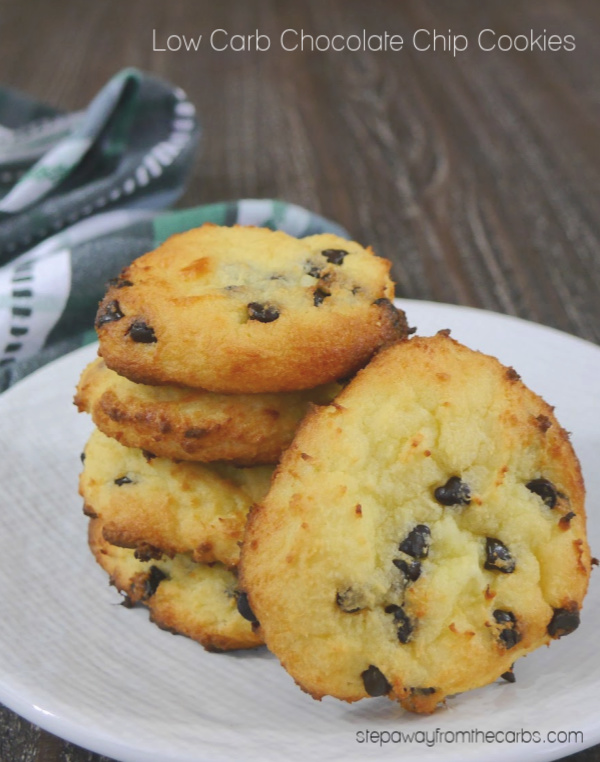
[0,67,200,264]
[0,199,348,393]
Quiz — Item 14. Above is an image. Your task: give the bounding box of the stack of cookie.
[75,224,408,652]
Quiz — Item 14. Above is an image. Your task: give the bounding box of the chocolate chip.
[559,511,576,528]
[410,687,436,695]
[506,368,521,382]
[336,588,364,613]
[499,628,521,649]
[95,300,124,327]
[142,450,156,462]
[526,478,558,508]
[396,616,413,644]
[501,670,516,683]
[142,566,167,600]
[236,591,259,623]
[385,605,413,643]
[485,538,516,573]
[372,298,407,334]
[493,610,516,625]
[305,263,323,278]
[247,302,280,323]
[80,452,86,463]
[547,607,580,638]
[361,665,391,697]
[493,610,521,649]
[321,249,348,265]
[434,476,471,506]
[313,288,330,307]
[399,525,431,559]
[128,320,157,343]
[114,475,133,486]
[393,558,421,582]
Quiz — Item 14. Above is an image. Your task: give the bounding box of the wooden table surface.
[0,0,599,760]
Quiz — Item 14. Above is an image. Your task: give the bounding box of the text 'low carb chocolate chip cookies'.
[94,225,408,392]
[240,332,591,712]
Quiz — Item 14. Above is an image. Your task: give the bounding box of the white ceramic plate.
[0,300,598,762]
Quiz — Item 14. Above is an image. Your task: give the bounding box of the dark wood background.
[0,0,599,760]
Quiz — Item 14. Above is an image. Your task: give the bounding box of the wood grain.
[0,0,598,760]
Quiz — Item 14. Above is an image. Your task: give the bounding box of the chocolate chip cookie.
[240,332,591,712]
[75,358,339,465]
[95,225,408,392]
[89,517,263,652]
[80,429,273,567]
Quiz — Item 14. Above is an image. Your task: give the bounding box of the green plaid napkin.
[0,71,349,392]
[0,68,200,263]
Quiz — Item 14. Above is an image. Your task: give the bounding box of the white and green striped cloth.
[0,70,347,392]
